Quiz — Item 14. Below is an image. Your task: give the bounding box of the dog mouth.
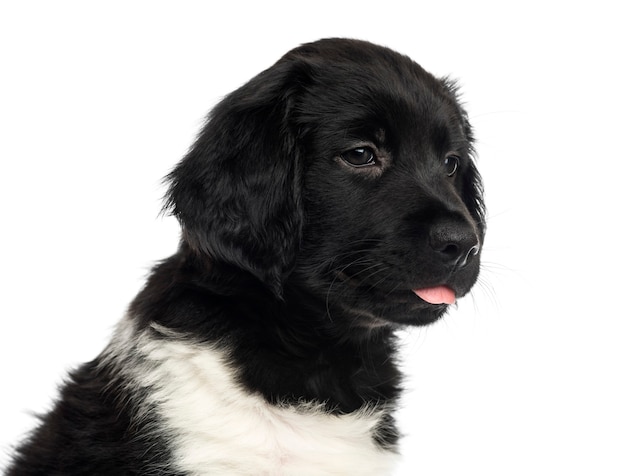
[334,270,459,307]
[329,271,463,327]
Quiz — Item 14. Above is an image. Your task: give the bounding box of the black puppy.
[8,38,485,475]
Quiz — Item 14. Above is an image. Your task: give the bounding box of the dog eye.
[444,155,460,176]
[341,147,377,167]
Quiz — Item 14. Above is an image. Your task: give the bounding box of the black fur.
[8,38,485,474]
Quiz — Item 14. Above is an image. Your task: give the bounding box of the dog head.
[166,38,485,326]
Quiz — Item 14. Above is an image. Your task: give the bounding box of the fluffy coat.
[8,38,485,475]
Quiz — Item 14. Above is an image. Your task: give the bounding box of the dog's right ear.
[165,58,309,297]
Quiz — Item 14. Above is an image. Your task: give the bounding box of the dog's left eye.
[341,147,377,167]
[444,155,460,176]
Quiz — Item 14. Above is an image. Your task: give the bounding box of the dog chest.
[128,330,398,475]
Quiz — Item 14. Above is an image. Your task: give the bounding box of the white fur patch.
[105,318,398,475]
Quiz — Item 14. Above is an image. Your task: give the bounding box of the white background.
[1,1,624,474]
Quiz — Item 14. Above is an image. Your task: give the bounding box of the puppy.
[8,38,485,475]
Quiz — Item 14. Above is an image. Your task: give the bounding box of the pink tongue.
[413,286,456,305]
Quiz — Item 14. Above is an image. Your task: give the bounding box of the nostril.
[446,242,479,268]
[440,243,460,258]
[437,242,476,267]
[459,244,480,267]
[429,218,480,268]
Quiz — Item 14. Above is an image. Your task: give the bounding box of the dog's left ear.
[165,59,306,297]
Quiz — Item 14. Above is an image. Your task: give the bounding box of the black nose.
[429,217,480,268]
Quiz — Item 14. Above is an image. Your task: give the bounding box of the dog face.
[166,39,485,327]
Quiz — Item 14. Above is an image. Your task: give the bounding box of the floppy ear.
[165,60,305,297]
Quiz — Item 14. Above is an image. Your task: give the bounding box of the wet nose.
[429,217,480,268]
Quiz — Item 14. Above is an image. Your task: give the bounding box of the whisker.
[324,252,390,322]
[367,269,396,294]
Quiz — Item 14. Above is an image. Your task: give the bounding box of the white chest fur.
[117,323,398,475]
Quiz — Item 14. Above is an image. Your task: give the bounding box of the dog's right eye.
[340,147,377,167]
